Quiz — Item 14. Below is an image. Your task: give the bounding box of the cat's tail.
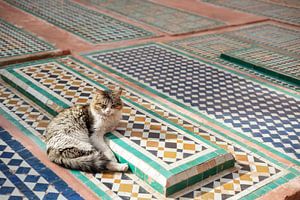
[47,147,108,173]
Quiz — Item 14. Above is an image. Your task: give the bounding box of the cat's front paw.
[120,163,128,172]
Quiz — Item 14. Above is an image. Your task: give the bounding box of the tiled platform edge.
[203,0,300,25]
[167,22,300,91]
[4,0,154,44]
[84,43,300,164]
[220,46,300,86]
[0,18,55,59]
[81,0,224,34]
[0,57,299,199]
[0,127,83,199]
[0,58,235,196]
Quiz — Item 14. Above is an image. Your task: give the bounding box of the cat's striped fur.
[45,89,128,173]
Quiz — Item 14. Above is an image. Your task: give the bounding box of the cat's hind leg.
[106,161,128,172]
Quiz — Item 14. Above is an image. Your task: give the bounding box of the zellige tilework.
[1,57,299,199]
[0,127,83,200]
[225,23,300,55]
[85,43,300,162]
[203,0,300,25]
[84,0,224,34]
[221,46,300,85]
[167,27,300,91]
[4,0,154,43]
[0,18,55,59]
[1,58,235,196]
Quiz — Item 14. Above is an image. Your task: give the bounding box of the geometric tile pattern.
[167,23,300,91]
[18,61,209,165]
[0,83,50,136]
[0,57,296,199]
[4,0,154,43]
[95,172,157,200]
[57,57,294,199]
[226,23,300,55]
[222,46,300,83]
[86,0,224,34]
[86,44,300,160]
[118,109,206,164]
[5,59,232,196]
[0,19,55,59]
[0,127,83,200]
[203,0,300,25]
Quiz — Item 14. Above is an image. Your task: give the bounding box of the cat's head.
[91,89,123,116]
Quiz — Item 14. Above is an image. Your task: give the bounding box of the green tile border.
[82,43,300,166]
[220,52,300,86]
[0,18,56,59]
[1,57,235,196]
[0,107,112,200]
[4,0,154,44]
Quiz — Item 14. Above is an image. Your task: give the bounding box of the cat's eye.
[101,105,107,109]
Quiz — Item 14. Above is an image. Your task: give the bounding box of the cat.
[44,89,128,173]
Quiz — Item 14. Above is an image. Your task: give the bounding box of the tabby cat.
[45,89,128,173]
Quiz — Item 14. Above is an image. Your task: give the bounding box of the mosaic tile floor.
[221,46,300,86]
[1,57,235,196]
[203,0,300,25]
[0,18,55,59]
[1,0,300,199]
[4,0,154,43]
[85,43,300,162]
[167,22,300,91]
[0,127,83,199]
[0,57,299,199]
[81,0,224,34]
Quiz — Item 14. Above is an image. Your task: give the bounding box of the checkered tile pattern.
[4,0,153,43]
[19,61,206,164]
[0,58,291,199]
[0,128,82,200]
[119,108,205,164]
[20,62,95,104]
[96,172,156,199]
[88,44,300,160]
[167,29,300,91]
[0,83,50,135]
[87,0,224,34]
[224,46,300,80]
[203,0,300,25]
[0,19,55,59]
[226,23,300,55]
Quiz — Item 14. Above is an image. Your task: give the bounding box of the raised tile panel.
[0,19,55,59]
[4,0,154,43]
[203,0,300,25]
[83,0,224,34]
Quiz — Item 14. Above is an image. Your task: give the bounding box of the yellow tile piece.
[166,133,177,139]
[164,151,176,158]
[236,154,249,162]
[223,182,234,190]
[150,125,161,130]
[147,141,158,147]
[201,192,214,200]
[256,165,270,173]
[184,143,195,150]
[119,183,133,193]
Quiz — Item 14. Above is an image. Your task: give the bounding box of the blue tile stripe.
[0,127,83,200]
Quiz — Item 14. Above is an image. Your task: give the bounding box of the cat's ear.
[113,88,123,98]
[93,90,105,99]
